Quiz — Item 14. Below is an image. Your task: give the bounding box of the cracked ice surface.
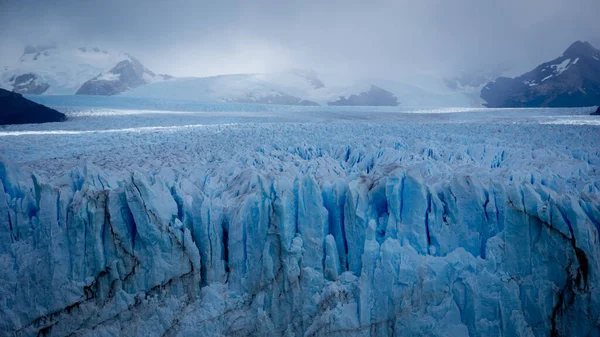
[0,105,599,336]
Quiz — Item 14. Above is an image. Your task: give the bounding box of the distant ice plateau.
[0,105,599,336]
[1,45,482,108]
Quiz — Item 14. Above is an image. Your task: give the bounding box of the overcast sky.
[1,0,599,78]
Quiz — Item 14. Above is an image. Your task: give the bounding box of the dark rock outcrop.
[481,41,600,108]
[328,85,399,106]
[592,106,600,115]
[0,88,66,125]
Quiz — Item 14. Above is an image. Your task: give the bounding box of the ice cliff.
[1,149,599,337]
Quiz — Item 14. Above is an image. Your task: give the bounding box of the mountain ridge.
[1,44,480,107]
[481,40,600,107]
[0,45,169,96]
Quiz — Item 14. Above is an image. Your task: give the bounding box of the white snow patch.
[551,58,571,76]
[96,72,120,81]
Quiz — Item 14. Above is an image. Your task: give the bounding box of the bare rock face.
[0,88,66,125]
[482,41,600,108]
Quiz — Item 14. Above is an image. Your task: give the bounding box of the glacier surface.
[0,105,599,336]
[121,73,480,108]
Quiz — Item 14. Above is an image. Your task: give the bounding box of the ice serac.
[0,155,599,336]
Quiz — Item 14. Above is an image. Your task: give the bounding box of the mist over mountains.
[3,40,599,108]
[0,44,480,107]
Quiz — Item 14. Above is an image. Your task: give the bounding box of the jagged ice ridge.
[0,107,599,336]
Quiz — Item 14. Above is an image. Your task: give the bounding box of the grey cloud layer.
[1,0,598,77]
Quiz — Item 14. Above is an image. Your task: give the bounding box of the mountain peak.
[563,40,598,57]
[2,44,169,95]
[481,40,600,107]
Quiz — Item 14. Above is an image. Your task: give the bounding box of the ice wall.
[0,155,599,337]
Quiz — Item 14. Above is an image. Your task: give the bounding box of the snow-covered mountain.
[0,45,169,95]
[76,56,171,95]
[0,45,480,107]
[481,41,600,107]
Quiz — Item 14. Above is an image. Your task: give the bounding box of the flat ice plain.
[1,97,599,336]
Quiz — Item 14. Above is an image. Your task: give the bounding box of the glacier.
[121,72,480,108]
[0,105,599,336]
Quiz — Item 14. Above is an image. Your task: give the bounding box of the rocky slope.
[0,88,66,125]
[481,41,600,107]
